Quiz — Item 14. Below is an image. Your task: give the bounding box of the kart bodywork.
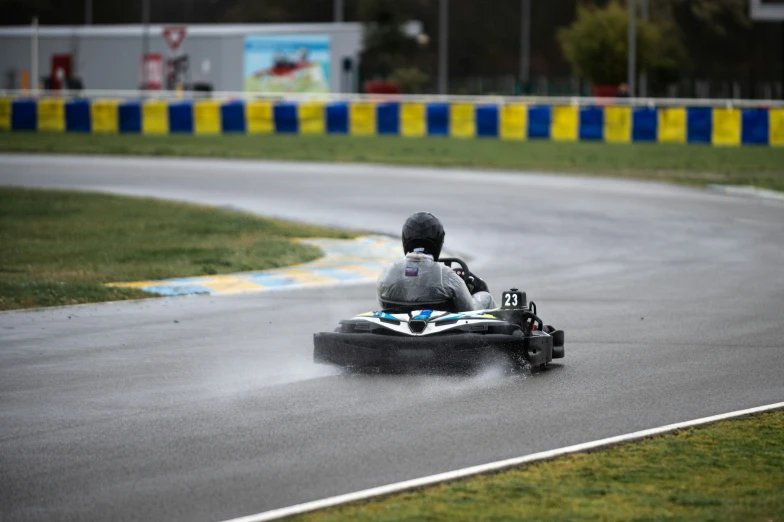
[314,258,564,371]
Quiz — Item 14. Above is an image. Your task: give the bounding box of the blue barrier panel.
[741,108,769,145]
[687,107,712,144]
[326,102,348,134]
[427,103,449,136]
[221,101,246,133]
[376,102,400,135]
[579,106,603,141]
[632,107,657,142]
[11,99,37,130]
[65,99,91,132]
[274,102,298,134]
[168,101,193,133]
[118,101,142,133]
[527,105,551,139]
[476,105,499,137]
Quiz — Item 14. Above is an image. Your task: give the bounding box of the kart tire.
[549,328,565,359]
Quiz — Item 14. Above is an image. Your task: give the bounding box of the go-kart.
[313,258,564,371]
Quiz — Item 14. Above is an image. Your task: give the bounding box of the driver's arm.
[443,266,479,311]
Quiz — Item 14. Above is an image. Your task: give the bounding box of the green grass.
[0,186,356,310]
[295,409,784,522]
[2,132,784,191]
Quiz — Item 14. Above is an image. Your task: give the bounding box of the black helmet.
[402,211,445,261]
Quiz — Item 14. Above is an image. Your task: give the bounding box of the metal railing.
[2,89,784,109]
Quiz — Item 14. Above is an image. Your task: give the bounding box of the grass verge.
[294,409,784,522]
[0,186,356,310]
[2,132,784,192]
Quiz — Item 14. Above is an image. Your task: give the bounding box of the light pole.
[334,0,344,23]
[640,0,649,97]
[438,0,448,95]
[31,17,39,93]
[141,0,150,89]
[85,0,92,25]
[520,0,531,88]
[627,0,636,97]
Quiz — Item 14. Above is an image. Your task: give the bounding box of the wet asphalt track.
[1,154,783,522]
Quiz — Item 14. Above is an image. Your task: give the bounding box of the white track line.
[222,401,784,522]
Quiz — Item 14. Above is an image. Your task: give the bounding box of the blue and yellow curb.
[106,235,400,297]
[4,96,784,146]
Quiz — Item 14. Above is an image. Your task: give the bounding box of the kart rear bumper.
[313,332,552,369]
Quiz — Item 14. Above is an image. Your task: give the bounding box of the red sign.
[140,53,163,90]
[163,26,187,51]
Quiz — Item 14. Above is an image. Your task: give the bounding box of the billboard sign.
[244,34,331,93]
[750,0,784,20]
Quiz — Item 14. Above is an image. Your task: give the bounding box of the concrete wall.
[0,24,363,92]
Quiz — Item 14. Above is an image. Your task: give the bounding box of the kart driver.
[377,212,496,312]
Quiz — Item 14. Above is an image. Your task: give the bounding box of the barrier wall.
[3,97,784,146]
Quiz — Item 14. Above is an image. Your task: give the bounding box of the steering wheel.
[440,257,471,283]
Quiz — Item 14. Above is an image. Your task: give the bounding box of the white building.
[0,23,364,93]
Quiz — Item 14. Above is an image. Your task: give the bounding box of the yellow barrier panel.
[499,105,527,140]
[711,108,741,146]
[37,98,65,132]
[400,103,425,137]
[193,100,221,135]
[246,101,274,134]
[604,106,632,143]
[350,102,376,136]
[0,98,10,131]
[770,109,784,147]
[142,100,169,135]
[90,99,119,134]
[658,107,686,144]
[298,102,325,135]
[450,103,476,138]
[551,106,578,141]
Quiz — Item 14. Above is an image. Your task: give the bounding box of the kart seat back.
[380,298,457,314]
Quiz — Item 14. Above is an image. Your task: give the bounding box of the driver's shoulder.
[440,265,466,289]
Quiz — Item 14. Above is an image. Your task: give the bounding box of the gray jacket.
[377,253,496,312]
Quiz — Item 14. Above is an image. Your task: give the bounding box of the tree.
[222,0,332,23]
[389,66,429,93]
[356,0,430,83]
[557,1,671,86]
[651,0,753,82]
[656,0,750,37]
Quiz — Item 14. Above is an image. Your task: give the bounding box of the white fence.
[3,89,784,109]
